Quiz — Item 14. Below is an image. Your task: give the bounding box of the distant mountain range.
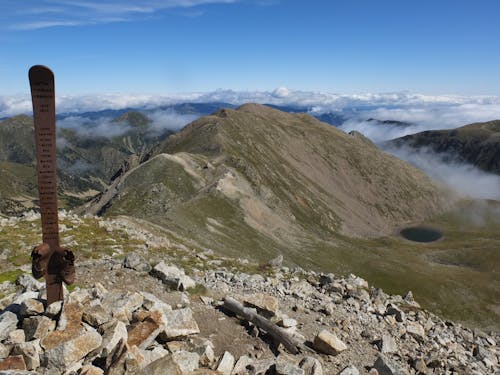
[0,111,172,213]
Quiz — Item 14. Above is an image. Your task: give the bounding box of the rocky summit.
[0,213,498,374]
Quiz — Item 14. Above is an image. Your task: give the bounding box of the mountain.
[0,111,174,214]
[388,119,500,174]
[84,104,450,260]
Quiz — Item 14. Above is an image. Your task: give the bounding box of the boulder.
[19,299,44,317]
[380,334,398,354]
[216,351,235,375]
[158,308,200,340]
[0,312,18,341]
[276,354,304,375]
[101,291,143,323]
[82,303,111,327]
[151,262,195,291]
[98,320,128,359]
[0,355,27,371]
[44,300,63,318]
[313,330,347,355]
[22,316,56,341]
[339,365,359,375]
[406,323,425,341]
[123,253,152,272]
[172,350,200,373]
[299,357,323,375]
[42,331,102,371]
[6,330,25,345]
[11,340,41,371]
[141,354,182,375]
[373,354,409,375]
[242,293,279,318]
[127,311,163,350]
[140,291,172,313]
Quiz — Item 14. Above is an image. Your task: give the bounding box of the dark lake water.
[400,226,442,243]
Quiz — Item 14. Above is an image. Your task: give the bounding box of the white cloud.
[58,115,131,138]
[148,109,198,135]
[338,102,500,143]
[3,90,500,140]
[385,145,500,201]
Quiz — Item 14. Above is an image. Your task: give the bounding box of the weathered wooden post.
[29,65,75,304]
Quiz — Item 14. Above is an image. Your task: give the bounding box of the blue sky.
[1,0,500,96]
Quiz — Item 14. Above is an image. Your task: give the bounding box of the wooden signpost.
[29,65,74,304]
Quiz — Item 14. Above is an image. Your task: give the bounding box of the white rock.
[42,331,102,371]
[406,322,425,341]
[171,350,200,373]
[313,330,347,355]
[381,334,398,354]
[12,339,41,370]
[339,365,359,375]
[216,351,235,375]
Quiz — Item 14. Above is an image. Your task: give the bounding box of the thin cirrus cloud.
[5,0,239,30]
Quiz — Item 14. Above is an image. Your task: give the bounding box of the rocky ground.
[0,212,498,374]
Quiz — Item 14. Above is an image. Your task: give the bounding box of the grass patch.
[0,269,24,283]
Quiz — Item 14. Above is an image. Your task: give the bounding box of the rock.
[386,306,405,323]
[151,262,195,291]
[19,299,44,317]
[216,351,235,375]
[123,253,152,272]
[411,358,427,374]
[159,308,200,340]
[6,330,25,345]
[246,359,276,375]
[232,355,253,375]
[11,340,41,370]
[194,340,215,367]
[101,291,143,323]
[98,320,128,359]
[339,365,359,375]
[141,354,182,375]
[140,344,169,367]
[55,302,84,332]
[82,303,111,327]
[127,311,163,350]
[44,301,63,318]
[380,334,398,354]
[80,364,105,375]
[22,316,56,341]
[0,355,27,371]
[0,312,18,341]
[279,318,298,328]
[299,357,323,375]
[276,354,304,375]
[0,343,10,360]
[406,322,425,341]
[313,330,347,355]
[42,331,102,371]
[373,354,409,375]
[16,274,43,293]
[269,254,283,268]
[178,275,196,291]
[242,293,279,318]
[172,350,200,373]
[140,291,172,313]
